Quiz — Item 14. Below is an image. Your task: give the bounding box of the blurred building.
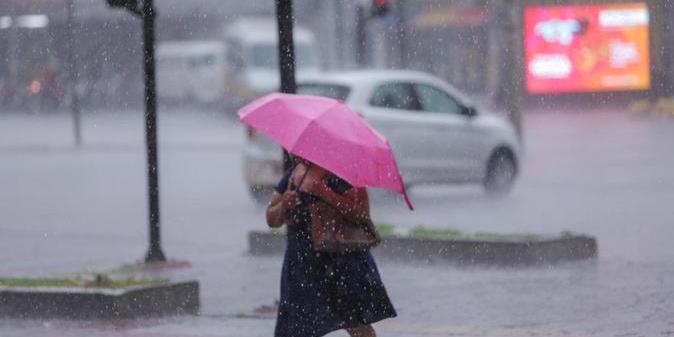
[375,0,674,108]
[0,0,315,109]
[1,0,672,110]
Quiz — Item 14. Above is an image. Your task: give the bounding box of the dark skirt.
[274,223,397,337]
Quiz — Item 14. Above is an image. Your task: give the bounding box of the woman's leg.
[346,325,376,337]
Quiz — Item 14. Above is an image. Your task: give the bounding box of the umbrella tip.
[403,190,414,211]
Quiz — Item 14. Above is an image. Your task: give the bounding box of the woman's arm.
[265,190,301,228]
[304,178,370,220]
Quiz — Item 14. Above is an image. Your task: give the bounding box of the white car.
[243,70,521,202]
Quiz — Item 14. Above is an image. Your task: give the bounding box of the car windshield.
[297,83,350,101]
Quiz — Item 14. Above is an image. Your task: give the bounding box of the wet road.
[1,109,673,336]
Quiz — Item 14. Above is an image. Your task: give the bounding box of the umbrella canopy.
[238,92,413,210]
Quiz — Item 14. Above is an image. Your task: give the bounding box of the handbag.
[290,164,380,252]
[307,199,381,253]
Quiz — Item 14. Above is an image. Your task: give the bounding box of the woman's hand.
[299,166,370,221]
[281,190,301,209]
[266,189,301,228]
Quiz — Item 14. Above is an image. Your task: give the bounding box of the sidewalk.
[1,316,600,337]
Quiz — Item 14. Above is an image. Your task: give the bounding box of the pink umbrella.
[238,92,413,210]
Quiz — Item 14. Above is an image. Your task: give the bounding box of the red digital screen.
[524,3,651,94]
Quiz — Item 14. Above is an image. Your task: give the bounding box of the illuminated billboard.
[524,3,651,94]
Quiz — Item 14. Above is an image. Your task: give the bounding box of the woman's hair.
[292,155,311,167]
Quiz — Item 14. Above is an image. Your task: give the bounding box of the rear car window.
[297,83,351,101]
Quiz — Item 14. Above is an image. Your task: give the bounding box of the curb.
[0,281,200,319]
[248,231,597,266]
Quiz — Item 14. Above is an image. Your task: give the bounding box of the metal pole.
[8,18,18,107]
[65,0,82,146]
[333,1,345,69]
[142,0,165,263]
[275,0,296,171]
[355,5,367,68]
[502,0,523,139]
[667,0,674,95]
[397,0,407,69]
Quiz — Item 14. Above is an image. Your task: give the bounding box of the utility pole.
[275,0,297,171]
[65,0,82,147]
[105,0,165,263]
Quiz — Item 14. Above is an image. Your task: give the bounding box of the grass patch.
[267,223,553,242]
[409,227,466,240]
[271,227,287,235]
[0,275,168,289]
[269,224,395,236]
[409,226,544,242]
[471,232,543,242]
[0,278,73,288]
[375,223,396,237]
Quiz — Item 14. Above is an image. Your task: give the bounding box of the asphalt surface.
[1,108,673,336]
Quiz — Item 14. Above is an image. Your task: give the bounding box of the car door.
[413,83,481,182]
[364,82,437,184]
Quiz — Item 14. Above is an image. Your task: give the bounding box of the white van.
[157,40,226,106]
[223,17,321,109]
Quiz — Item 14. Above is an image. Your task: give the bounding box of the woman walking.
[266,157,397,337]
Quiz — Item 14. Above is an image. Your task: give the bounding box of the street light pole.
[275,0,297,171]
[141,0,165,263]
[65,0,82,147]
[104,0,165,263]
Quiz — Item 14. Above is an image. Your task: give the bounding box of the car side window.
[415,83,462,115]
[369,82,421,111]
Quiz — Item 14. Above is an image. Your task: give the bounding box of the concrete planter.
[0,281,199,319]
[248,231,597,266]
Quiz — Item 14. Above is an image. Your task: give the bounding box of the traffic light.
[106,0,139,15]
[371,0,390,17]
[106,0,136,7]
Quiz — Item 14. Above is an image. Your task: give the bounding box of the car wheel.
[249,185,274,205]
[484,149,517,196]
